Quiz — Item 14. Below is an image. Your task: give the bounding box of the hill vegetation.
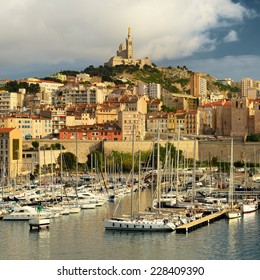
[57,64,240,96]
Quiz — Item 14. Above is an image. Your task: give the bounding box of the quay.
[175,209,228,233]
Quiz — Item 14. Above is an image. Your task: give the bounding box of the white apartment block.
[241,77,254,97]
[39,80,64,94]
[148,83,161,99]
[199,77,207,97]
[62,86,108,105]
[0,91,18,114]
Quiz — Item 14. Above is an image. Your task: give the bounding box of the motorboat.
[3,205,50,221]
[29,217,50,228]
[239,197,258,213]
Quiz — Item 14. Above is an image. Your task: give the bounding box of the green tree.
[57,152,77,171]
[31,141,39,150]
[4,81,19,92]
[28,83,40,94]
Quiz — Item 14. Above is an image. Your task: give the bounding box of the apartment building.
[148,99,162,112]
[0,128,22,179]
[60,85,109,105]
[118,110,146,141]
[0,115,52,139]
[0,91,18,114]
[95,104,119,124]
[190,73,207,101]
[59,123,122,141]
[148,83,161,99]
[241,77,253,97]
[146,112,168,135]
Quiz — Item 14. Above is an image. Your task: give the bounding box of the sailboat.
[226,138,242,219]
[239,157,258,213]
[104,124,176,232]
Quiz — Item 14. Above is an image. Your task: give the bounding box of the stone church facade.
[105,27,152,68]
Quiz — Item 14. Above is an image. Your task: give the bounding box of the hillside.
[59,65,240,96]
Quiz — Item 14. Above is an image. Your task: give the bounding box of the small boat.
[68,205,81,213]
[226,208,242,219]
[3,205,50,221]
[29,217,50,230]
[239,197,258,213]
[80,202,96,209]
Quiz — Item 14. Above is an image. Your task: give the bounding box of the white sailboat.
[239,155,258,213]
[104,124,176,232]
[226,138,242,219]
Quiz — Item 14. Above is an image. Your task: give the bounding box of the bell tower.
[126,27,133,59]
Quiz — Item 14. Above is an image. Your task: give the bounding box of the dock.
[175,209,228,233]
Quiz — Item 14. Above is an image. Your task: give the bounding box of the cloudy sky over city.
[0,0,260,81]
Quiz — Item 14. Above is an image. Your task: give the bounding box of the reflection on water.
[0,190,260,260]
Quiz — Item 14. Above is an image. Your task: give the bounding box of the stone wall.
[24,140,102,163]
[24,139,260,165]
[199,140,260,163]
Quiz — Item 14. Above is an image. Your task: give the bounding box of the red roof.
[0,128,15,133]
[200,100,223,107]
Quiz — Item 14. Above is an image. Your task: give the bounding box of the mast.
[192,138,196,205]
[156,120,161,212]
[38,142,41,190]
[175,123,180,206]
[138,150,141,213]
[228,138,234,208]
[130,124,135,219]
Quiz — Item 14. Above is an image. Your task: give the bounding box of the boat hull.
[240,203,258,213]
[29,218,50,226]
[104,219,175,232]
[226,211,242,219]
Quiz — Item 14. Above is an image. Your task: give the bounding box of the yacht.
[104,216,176,232]
[239,197,258,213]
[3,205,51,221]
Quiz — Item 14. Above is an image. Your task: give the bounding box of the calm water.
[0,190,260,260]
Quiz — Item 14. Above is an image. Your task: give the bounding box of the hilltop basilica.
[105,28,152,68]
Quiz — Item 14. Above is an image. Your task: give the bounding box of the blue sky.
[0,0,259,81]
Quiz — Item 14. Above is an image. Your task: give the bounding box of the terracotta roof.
[200,100,223,107]
[0,128,15,133]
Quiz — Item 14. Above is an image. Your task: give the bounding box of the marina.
[0,191,260,260]
[1,154,260,259]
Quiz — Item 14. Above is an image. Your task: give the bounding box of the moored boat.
[3,205,50,221]
[104,217,176,232]
[239,197,258,213]
[226,209,242,219]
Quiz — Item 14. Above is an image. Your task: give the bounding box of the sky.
[0,0,260,81]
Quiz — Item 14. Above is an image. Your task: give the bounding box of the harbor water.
[0,189,260,260]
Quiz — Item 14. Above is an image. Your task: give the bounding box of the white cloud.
[223,30,239,42]
[0,0,254,78]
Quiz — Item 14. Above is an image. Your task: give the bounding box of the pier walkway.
[176,209,228,233]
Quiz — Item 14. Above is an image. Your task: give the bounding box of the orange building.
[59,123,122,141]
